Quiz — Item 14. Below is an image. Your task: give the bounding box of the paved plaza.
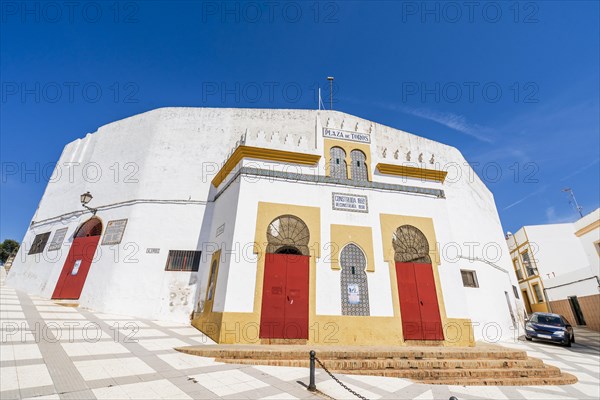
[1,269,599,400]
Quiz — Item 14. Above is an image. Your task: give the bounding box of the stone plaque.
[332,193,368,213]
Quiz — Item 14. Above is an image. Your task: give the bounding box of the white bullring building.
[6,107,524,346]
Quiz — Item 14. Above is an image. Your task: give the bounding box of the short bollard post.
[308,350,316,392]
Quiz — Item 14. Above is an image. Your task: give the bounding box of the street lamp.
[80,191,97,215]
[327,76,334,110]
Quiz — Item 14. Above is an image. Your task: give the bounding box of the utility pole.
[327,76,334,110]
[562,187,584,218]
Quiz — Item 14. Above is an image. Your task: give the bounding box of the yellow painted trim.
[193,205,475,346]
[378,214,469,346]
[521,277,548,313]
[509,240,531,254]
[520,274,542,283]
[192,312,474,346]
[531,282,546,304]
[376,163,448,183]
[211,145,321,187]
[191,311,223,343]
[329,225,375,272]
[250,202,322,345]
[324,138,372,181]
[252,202,322,259]
[575,219,600,237]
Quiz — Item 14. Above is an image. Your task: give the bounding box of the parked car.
[525,312,575,347]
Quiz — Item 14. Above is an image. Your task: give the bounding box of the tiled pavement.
[1,267,599,400]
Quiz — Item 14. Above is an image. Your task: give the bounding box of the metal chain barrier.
[309,350,370,400]
[307,351,458,400]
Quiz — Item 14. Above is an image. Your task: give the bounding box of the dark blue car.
[525,312,575,347]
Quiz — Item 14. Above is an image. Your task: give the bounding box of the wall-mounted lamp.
[80,191,98,215]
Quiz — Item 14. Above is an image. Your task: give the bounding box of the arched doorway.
[260,215,310,340]
[52,218,103,300]
[340,244,370,316]
[393,225,444,340]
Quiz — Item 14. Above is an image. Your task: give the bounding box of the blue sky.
[1,1,599,241]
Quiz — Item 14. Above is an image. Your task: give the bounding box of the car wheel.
[525,336,532,341]
[571,334,575,343]
[564,337,571,347]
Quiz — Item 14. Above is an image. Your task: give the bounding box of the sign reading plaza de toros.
[323,127,371,143]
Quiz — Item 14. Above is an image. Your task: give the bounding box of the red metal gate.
[260,253,309,339]
[52,236,100,300]
[395,262,444,340]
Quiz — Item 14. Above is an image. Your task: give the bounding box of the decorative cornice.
[376,163,448,183]
[211,145,321,187]
[213,167,445,201]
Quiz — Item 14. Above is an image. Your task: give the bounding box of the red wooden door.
[284,254,309,339]
[414,263,444,340]
[396,262,423,339]
[260,253,287,339]
[52,236,100,300]
[395,262,444,340]
[260,253,309,339]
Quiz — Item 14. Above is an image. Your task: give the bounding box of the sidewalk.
[1,267,598,399]
[0,270,320,400]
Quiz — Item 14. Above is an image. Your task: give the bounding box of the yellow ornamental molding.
[376,163,448,183]
[575,219,600,237]
[211,146,321,187]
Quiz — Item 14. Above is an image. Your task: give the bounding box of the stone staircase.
[175,344,578,386]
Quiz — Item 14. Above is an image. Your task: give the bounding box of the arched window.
[393,225,431,263]
[266,215,310,256]
[340,244,370,316]
[350,150,368,181]
[329,147,347,179]
[75,218,103,238]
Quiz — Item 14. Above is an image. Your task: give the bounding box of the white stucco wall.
[574,208,600,275]
[8,107,522,337]
[524,224,589,280]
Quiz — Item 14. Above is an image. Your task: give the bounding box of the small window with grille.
[460,270,479,288]
[165,250,201,272]
[28,232,51,255]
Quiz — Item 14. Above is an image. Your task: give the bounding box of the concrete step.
[338,365,562,380]
[420,372,578,386]
[260,338,308,345]
[177,346,529,361]
[174,344,577,386]
[218,357,545,370]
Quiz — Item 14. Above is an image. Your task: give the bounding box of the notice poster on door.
[71,259,82,276]
[348,284,360,304]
